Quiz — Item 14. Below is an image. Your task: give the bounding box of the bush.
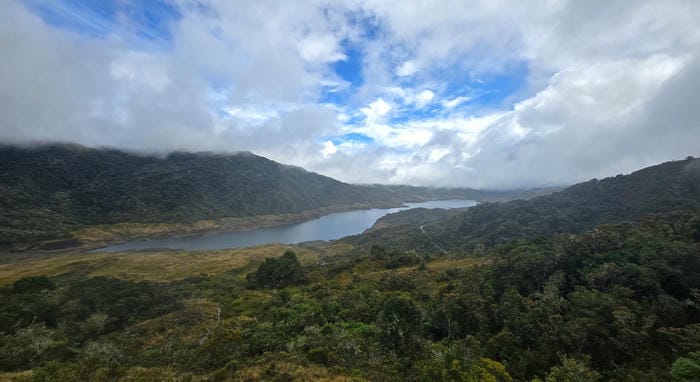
[12,276,54,293]
[246,251,307,289]
[671,352,700,382]
[385,251,421,269]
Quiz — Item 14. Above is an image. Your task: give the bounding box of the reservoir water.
[92,199,476,252]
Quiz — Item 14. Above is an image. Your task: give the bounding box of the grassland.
[0,244,322,285]
[0,241,489,287]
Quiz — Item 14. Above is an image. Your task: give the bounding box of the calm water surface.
[92,199,476,252]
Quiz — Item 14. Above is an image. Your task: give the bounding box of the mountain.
[2,180,699,381]
[348,156,700,252]
[2,154,700,380]
[0,144,546,248]
[0,144,387,246]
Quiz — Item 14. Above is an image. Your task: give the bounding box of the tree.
[12,276,54,293]
[671,352,700,382]
[377,294,422,353]
[246,250,307,289]
[544,357,601,382]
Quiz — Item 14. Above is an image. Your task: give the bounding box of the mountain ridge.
[0,143,551,249]
[346,156,700,252]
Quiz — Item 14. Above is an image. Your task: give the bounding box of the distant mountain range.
[0,144,554,248]
[348,155,700,252]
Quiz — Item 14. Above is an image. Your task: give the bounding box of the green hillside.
[348,156,700,252]
[1,210,698,381]
[0,145,377,246]
[0,144,539,248]
[1,158,700,380]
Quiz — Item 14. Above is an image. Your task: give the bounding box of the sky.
[1,0,699,189]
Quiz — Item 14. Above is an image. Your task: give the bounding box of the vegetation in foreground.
[1,211,699,381]
[1,155,699,380]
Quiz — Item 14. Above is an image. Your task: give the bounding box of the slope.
[0,144,540,248]
[347,156,700,252]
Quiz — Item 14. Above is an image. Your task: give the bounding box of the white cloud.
[442,96,471,109]
[298,34,346,64]
[413,89,435,108]
[379,86,434,108]
[361,98,392,122]
[1,0,700,190]
[223,106,279,125]
[396,60,419,76]
[321,140,338,157]
[109,52,171,93]
[366,123,433,148]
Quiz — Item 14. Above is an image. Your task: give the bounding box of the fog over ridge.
[1,0,699,189]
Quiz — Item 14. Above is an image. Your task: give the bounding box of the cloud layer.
[1,0,699,189]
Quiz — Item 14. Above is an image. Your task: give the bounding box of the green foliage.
[368,245,422,269]
[61,277,182,333]
[3,156,700,380]
[0,144,501,247]
[377,294,422,353]
[384,251,421,269]
[3,213,699,379]
[351,156,700,253]
[246,250,307,289]
[12,276,54,293]
[0,324,55,370]
[26,341,126,382]
[411,342,513,382]
[0,275,180,372]
[544,357,601,382]
[671,352,700,381]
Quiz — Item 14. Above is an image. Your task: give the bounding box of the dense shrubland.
[1,211,698,380]
[2,154,700,380]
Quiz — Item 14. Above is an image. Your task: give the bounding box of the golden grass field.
[0,240,487,287]
[0,244,327,286]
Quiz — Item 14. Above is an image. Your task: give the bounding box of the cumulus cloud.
[396,60,419,77]
[413,90,435,108]
[361,98,392,122]
[1,0,699,189]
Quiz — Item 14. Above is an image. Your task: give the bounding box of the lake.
[92,199,476,252]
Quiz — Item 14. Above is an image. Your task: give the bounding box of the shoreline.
[4,197,480,256]
[27,200,418,254]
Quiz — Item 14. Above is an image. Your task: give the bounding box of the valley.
[0,145,548,252]
[1,151,699,381]
[3,2,700,380]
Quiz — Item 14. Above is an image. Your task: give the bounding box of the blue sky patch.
[442,60,529,112]
[389,103,443,124]
[25,0,117,38]
[332,41,364,88]
[331,132,374,145]
[25,0,180,43]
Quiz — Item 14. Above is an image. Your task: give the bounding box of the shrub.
[246,250,307,289]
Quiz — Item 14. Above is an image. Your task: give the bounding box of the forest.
[1,156,700,380]
[0,144,545,249]
[2,0,698,380]
[349,156,700,253]
[1,211,699,380]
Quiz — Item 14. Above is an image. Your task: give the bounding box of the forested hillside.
[0,144,528,248]
[349,156,700,252]
[1,158,700,380]
[1,211,698,381]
